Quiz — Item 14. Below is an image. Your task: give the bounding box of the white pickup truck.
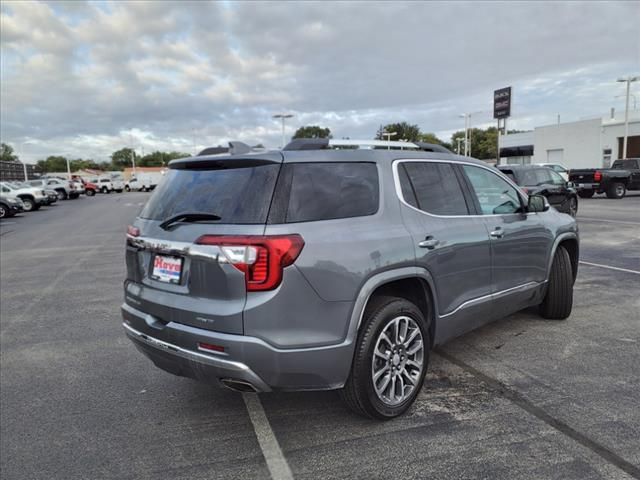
[125,172,163,192]
[87,177,124,193]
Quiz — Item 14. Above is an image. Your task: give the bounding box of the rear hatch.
[125,153,284,335]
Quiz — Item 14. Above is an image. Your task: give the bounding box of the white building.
[499,111,640,169]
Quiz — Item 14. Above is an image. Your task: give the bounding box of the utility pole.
[273,113,294,149]
[459,111,481,156]
[617,76,638,159]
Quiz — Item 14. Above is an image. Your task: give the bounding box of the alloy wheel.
[371,315,424,406]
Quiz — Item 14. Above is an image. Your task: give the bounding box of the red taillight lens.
[197,342,225,353]
[195,234,305,291]
[127,225,140,237]
[594,171,602,182]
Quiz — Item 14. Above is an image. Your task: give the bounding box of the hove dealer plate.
[151,255,183,284]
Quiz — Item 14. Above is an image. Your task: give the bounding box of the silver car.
[122,139,578,419]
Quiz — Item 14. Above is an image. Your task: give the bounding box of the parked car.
[125,172,163,192]
[0,181,48,211]
[534,163,569,181]
[568,158,640,199]
[93,177,124,193]
[29,178,79,200]
[498,165,578,217]
[122,139,579,419]
[0,194,24,218]
[81,179,98,196]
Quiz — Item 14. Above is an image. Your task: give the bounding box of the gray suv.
[122,139,579,419]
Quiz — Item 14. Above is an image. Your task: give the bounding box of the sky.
[1,0,639,163]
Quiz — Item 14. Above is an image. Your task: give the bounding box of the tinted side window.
[283,162,379,223]
[548,170,566,185]
[463,165,523,215]
[400,162,469,215]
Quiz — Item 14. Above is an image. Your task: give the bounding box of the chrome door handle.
[490,227,504,239]
[418,236,440,249]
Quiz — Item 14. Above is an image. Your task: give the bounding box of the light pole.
[459,111,482,156]
[456,138,464,155]
[617,76,638,159]
[615,93,637,110]
[273,113,294,149]
[381,131,397,149]
[20,140,34,180]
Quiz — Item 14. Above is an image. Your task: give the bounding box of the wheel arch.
[549,233,579,282]
[348,268,438,347]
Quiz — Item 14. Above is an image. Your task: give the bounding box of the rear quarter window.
[270,162,379,223]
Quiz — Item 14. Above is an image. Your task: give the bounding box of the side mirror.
[528,194,549,213]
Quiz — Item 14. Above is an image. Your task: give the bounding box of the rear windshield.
[139,164,280,224]
[612,159,638,169]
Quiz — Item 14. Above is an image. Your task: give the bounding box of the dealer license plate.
[151,255,183,284]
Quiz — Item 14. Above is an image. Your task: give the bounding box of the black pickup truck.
[569,158,640,199]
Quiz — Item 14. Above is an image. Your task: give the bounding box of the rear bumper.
[121,302,354,392]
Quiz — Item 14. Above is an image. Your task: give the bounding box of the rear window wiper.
[159,213,222,230]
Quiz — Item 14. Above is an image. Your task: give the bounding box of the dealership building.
[499,111,640,169]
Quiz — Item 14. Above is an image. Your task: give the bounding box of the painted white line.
[242,393,294,480]
[578,217,640,226]
[580,261,640,275]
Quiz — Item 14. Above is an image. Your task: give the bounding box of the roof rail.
[283,138,453,153]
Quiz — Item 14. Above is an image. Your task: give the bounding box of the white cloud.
[1,0,639,162]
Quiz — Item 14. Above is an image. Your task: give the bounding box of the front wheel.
[539,246,573,320]
[578,190,594,199]
[0,203,8,218]
[568,197,578,217]
[20,197,35,212]
[606,182,626,199]
[86,189,95,197]
[56,189,68,200]
[340,296,429,419]
[125,185,131,192]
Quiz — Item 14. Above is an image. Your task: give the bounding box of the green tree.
[375,122,421,142]
[110,148,136,170]
[1,143,19,162]
[418,132,451,150]
[292,126,332,139]
[450,127,499,160]
[138,151,190,167]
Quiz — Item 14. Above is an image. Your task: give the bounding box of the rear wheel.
[539,246,573,320]
[578,190,594,198]
[606,182,626,199]
[125,185,131,192]
[0,203,8,218]
[86,189,95,197]
[340,296,429,419]
[101,187,108,194]
[56,189,68,200]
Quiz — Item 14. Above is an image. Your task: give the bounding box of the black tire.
[56,189,68,200]
[86,189,95,197]
[20,196,35,212]
[69,192,79,199]
[605,182,626,199]
[340,296,430,419]
[116,189,123,193]
[568,196,578,217]
[0,203,8,218]
[125,185,131,192]
[539,246,573,320]
[577,190,594,199]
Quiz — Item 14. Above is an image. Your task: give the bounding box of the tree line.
[0,143,190,174]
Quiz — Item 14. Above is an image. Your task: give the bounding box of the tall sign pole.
[494,86,512,164]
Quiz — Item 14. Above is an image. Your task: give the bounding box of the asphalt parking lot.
[1,192,639,480]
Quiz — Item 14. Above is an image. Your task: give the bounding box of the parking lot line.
[436,350,640,479]
[243,393,294,480]
[578,217,640,226]
[579,261,640,275]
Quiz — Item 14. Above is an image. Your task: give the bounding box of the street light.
[381,131,397,150]
[20,140,36,180]
[273,113,294,149]
[459,111,482,156]
[615,93,637,110]
[617,76,638,159]
[456,138,464,155]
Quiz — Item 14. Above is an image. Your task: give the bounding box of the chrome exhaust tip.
[220,378,259,393]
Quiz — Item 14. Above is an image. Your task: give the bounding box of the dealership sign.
[493,87,512,119]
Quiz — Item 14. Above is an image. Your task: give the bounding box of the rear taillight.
[594,171,602,182]
[195,234,305,291]
[126,225,140,237]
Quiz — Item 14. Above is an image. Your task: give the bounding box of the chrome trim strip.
[392,158,531,219]
[439,281,545,318]
[127,235,226,262]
